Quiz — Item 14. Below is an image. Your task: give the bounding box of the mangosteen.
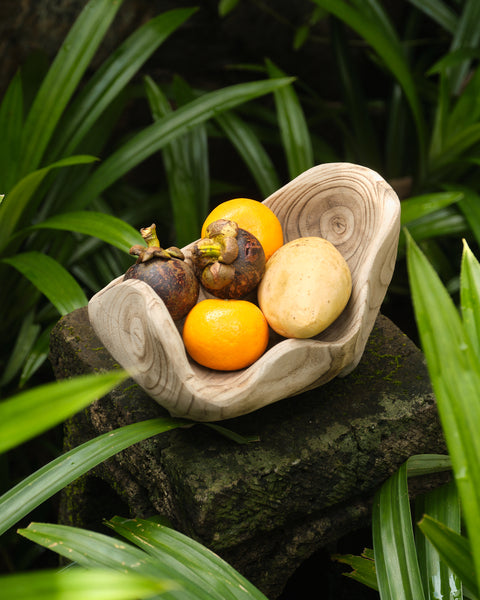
[124,224,199,320]
[191,219,265,299]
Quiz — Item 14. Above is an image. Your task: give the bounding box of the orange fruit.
[182,299,269,371]
[201,198,283,261]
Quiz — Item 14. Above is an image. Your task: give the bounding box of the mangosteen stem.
[140,224,160,248]
[194,220,240,265]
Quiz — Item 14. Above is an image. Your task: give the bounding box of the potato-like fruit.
[257,236,352,338]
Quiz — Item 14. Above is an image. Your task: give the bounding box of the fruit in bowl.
[88,163,401,421]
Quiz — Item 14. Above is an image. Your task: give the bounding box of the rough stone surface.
[50,307,446,598]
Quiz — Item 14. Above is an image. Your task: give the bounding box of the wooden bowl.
[88,163,401,421]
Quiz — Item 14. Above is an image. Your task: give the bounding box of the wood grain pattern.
[88,163,401,421]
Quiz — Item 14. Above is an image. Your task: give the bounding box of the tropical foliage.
[0,0,292,394]
[335,236,480,599]
[3,0,480,598]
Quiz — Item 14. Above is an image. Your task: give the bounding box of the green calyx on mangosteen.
[191,218,265,299]
[124,224,199,321]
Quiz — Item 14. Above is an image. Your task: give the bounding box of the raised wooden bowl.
[88,163,401,421]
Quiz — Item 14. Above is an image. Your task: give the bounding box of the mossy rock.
[50,307,446,598]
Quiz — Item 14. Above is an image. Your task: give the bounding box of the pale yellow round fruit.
[257,236,352,338]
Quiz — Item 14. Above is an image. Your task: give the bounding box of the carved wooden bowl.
[88,163,401,421]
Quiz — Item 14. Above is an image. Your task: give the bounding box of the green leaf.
[330,18,381,171]
[19,520,238,600]
[0,155,98,255]
[265,59,314,179]
[144,76,206,246]
[17,0,124,176]
[415,481,462,600]
[418,515,478,598]
[0,310,40,387]
[405,454,452,477]
[311,0,426,178]
[204,423,260,444]
[398,207,467,255]
[2,251,88,314]
[0,70,24,191]
[106,517,269,600]
[334,455,453,595]
[24,211,143,252]
[70,77,294,210]
[406,232,480,593]
[0,568,177,600]
[48,7,198,162]
[458,188,480,247]
[427,48,480,77]
[400,191,463,226]
[405,0,457,34]
[448,0,480,95]
[332,549,379,591]
[218,0,240,17]
[215,110,280,198]
[19,523,171,580]
[372,461,426,600]
[430,122,480,174]
[0,371,127,455]
[0,417,187,535]
[171,76,211,226]
[460,240,480,361]
[19,323,55,387]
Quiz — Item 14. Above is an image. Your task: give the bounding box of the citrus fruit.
[182,299,269,371]
[201,198,283,261]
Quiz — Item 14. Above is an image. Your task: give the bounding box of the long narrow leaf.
[0,155,98,255]
[265,60,314,179]
[0,70,24,191]
[330,18,381,171]
[405,454,452,477]
[460,240,480,362]
[311,0,426,176]
[2,251,88,314]
[333,549,378,591]
[430,122,480,174]
[144,76,204,247]
[334,455,452,593]
[19,523,171,580]
[0,311,40,387]
[415,481,462,599]
[406,231,480,593]
[405,0,457,34]
[0,417,187,535]
[0,371,126,454]
[23,211,143,252]
[400,191,463,225]
[20,523,220,600]
[170,75,211,230]
[18,0,124,176]
[448,0,480,95]
[0,568,177,600]
[372,461,425,600]
[19,323,55,387]
[107,517,269,600]
[215,110,280,198]
[69,77,294,210]
[458,188,480,248]
[418,515,478,597]
[48,7,197,162]
[398,207,467,255]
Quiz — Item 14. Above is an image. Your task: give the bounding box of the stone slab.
[49,307,446,598]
